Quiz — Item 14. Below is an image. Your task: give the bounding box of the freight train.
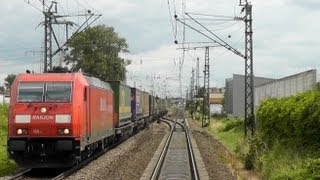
[7,72,167,168]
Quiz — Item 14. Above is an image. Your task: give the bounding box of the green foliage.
[257,141,320,179]
[206,117,244,151]
[232,90,320,178]
[4,74,16,90]
[0,86,4,94]
[67,25,129,82]
[194,86,205,98]
[186,99,205,118]
[234,135,265,170]
[221,117,243,132]
[313,82,320,91]
[0,104,17,176]
[257,91,320,148]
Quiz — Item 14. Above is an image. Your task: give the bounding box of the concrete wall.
[232,74,274,116]
[225,78,233,115]
[255,69,317,108]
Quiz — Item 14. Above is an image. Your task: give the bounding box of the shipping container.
[141,91,150,118]
[108,81,132,128]
[131,88,143,121]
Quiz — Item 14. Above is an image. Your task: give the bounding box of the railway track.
[151,115,199,180]
[8,146,110,180]
[8,124,149,180]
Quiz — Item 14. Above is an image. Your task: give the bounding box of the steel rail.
[150,119,176,180]
[8,169,32,180]
[154,116,199,180]
[185,118,199,180]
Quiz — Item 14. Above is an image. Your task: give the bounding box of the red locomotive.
[7,73,114,167]
[7,72,167,168]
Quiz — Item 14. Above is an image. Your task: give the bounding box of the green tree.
[66,25,129,82]
[0,86,5,94]
[4,74,16,90]
[195,86,205,98]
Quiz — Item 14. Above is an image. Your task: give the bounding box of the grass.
[0,104,17,177]
[206,117,244,152]
[192,114,320,179]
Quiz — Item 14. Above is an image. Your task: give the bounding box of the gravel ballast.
[67,122,167,180]
[188,119,235,180]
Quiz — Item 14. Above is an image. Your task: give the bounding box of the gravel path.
[188,119,236,180]
[67,122,167,180]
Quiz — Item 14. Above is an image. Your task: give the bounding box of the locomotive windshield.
[45,82,71,102]
[17,82,72,102]
[18,82,44,102]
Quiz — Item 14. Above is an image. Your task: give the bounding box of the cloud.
[0,0,320,98]
[289,0,320,10]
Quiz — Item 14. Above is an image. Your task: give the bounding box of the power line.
[167,0,176,41]
[187,12,235,19]
[24,0,43,12]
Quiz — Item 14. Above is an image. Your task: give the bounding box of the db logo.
[32,115,55,120]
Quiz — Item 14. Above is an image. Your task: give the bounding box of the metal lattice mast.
[202,47,210,127]
[195,57,200,95]
[244,3,254,136]
[43,1,56,72]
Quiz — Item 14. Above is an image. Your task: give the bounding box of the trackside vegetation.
[235,89,320,179]
[0,104,17,176]
[190,88,320,179]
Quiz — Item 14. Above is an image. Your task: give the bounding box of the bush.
[234,135,265,170]
[221,117,243,132]
[257,91,320,148]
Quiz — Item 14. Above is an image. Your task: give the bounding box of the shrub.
[256,91,320,148]
[234,135,265,170]
[221,117,243,132]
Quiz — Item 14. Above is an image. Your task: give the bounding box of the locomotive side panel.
[87,87,114,143]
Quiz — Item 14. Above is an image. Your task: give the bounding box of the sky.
[0,0,320,97]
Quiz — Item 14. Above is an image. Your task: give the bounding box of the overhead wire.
[167,0,176,41]
[212,34,245,59]
[187,12,235,19]
[24,0,43,13]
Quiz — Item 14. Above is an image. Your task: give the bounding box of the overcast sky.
[0,0,320,97]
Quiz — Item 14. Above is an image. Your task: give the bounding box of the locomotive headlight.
[41,107,47,113]
[58,128,71,135]
[63,128,70,135]
[17,129,22,135]
[16,128,28,135]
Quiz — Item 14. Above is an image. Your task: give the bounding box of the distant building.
[209,88,224,115]
[209,87,225,94]
[225,74,274,117]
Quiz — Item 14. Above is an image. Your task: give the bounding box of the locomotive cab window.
[45,82,72,102]
[18,82,44,102]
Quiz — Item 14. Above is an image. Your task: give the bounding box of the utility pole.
[195,57,200,95]
[240,0,254,136]
[190,68,195,100]
[202,47,210,127]
[174,1,255,136]
[43,1,56,72]
[23,0,101,73]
